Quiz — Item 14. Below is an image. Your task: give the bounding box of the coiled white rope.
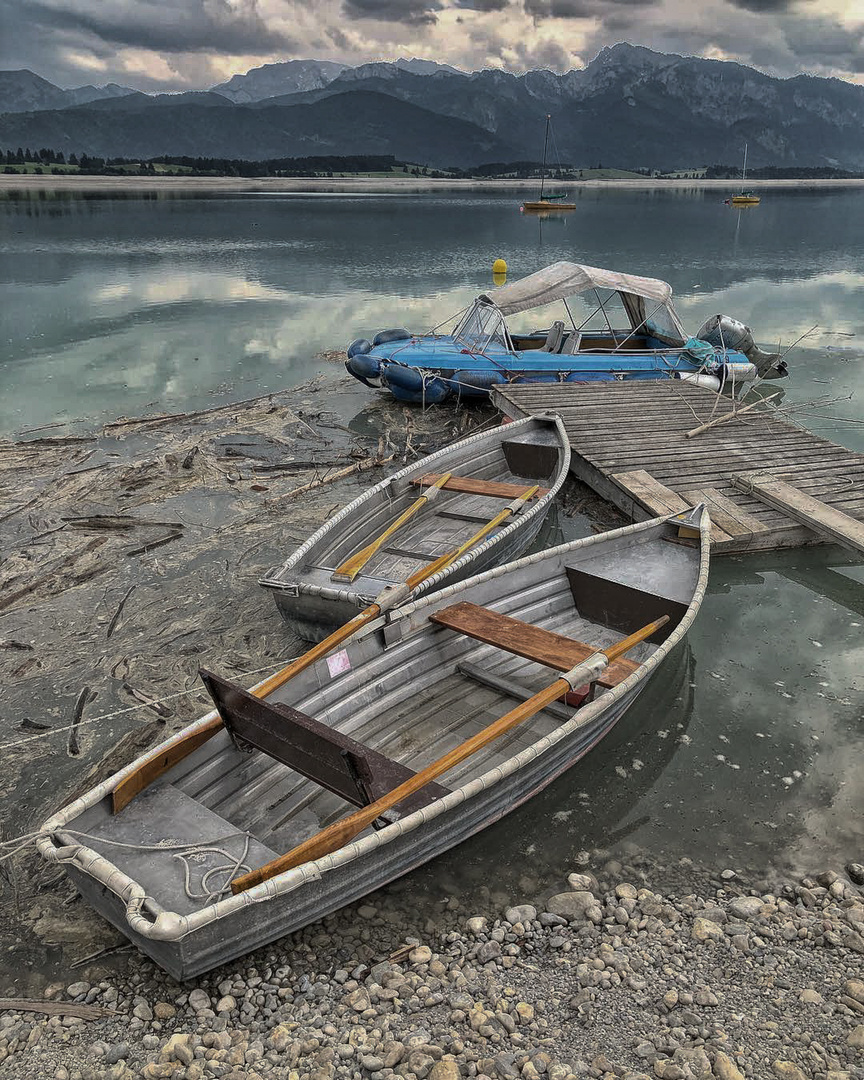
[174,836,252,904]
[2,828,254,906]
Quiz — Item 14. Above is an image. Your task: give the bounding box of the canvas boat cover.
[480,260,687,346]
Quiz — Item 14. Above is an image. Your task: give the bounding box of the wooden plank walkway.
[732,473,864,555]
[492,381,864,554]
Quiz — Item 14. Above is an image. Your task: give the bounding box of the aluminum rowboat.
[260,414,570,642]
[36,508,709,979]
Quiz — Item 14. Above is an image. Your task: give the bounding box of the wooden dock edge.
[610,470,735,547]
[733,472,864,555]
[491,386,853,555]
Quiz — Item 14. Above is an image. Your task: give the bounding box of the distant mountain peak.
[211,59,349,103]
[592,42,680,68]
[0,69,133,113]
[392,57,465,75]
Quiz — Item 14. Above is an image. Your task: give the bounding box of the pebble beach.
[2,857,863,1080]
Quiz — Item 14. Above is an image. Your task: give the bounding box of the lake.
[1,184,863,918]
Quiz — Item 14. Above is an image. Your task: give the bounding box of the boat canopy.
[480,261,687,347]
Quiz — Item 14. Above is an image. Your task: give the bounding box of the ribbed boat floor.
[169,613,651,853]
[493,382,864,554]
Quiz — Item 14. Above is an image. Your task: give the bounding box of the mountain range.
[2,45,864,171]
[0,69,136,115]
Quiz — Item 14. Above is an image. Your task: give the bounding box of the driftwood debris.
[105,585,136,639]
[0,998,117,1020]
[63,515,184,531]
[684,391,782,438]
[121,682,173,718]
[0,537,108,614]
[68,687,97,758]
[125,531,183,557]
[268,454,396,505]
[0,371,495,965]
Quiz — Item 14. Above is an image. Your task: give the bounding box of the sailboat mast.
[539,114,550,200]
[742,142,748,184]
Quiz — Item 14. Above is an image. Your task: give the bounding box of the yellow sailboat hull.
[522,200,576,211]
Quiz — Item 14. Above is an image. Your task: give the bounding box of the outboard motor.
[696,315,787,379]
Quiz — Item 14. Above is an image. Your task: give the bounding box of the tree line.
[1,149,436,176]
[704,163,861,180]
[5,147,860,180]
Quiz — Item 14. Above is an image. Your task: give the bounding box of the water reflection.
[3,187,864,438]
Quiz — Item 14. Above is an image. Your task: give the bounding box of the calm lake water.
[2,185,863,905]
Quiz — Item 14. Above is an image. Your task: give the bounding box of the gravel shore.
[2,858,862,1080]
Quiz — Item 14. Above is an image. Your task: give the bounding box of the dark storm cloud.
[724,0,794,10]
[341,0,442,25]
[524,0,656,17]
[523,0,592,16]
[454,0,512,11]
[780,15,864,74]
[12,0,297,57]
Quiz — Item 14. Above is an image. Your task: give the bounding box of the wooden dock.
[492,381,864,554]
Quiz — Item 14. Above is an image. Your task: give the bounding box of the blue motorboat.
[346,261,788,404]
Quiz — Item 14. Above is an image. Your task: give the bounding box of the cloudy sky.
[0,0,861,91]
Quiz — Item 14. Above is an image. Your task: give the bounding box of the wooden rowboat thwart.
[260,414,570,642]
[37,508,709,979]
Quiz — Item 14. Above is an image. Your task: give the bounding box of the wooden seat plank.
[411,473,550,499]
[429,601,640,689]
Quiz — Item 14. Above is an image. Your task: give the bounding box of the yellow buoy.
[492,258,507,275]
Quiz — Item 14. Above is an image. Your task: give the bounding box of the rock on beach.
[3,860,863,1080]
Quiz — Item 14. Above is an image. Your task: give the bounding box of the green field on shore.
[3,158,700,180]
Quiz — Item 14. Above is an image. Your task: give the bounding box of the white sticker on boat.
[327,649,351,677]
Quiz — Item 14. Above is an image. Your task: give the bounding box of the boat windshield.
[453,302,509,353]
[642,301,686,346]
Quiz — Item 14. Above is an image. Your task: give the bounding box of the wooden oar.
[405,485,538,585]
[331,472,452,583]
[111,486,539,814]
[230,614,669,894]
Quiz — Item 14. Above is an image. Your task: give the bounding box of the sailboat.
[728,143,760,205]
[522,115,576,212]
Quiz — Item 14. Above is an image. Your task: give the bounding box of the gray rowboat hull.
[260,414,570,643]
[64,680,642,980]
[267,508,551,642]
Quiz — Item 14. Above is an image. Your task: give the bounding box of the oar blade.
[331,472,453,583]
[405,485,539,592]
